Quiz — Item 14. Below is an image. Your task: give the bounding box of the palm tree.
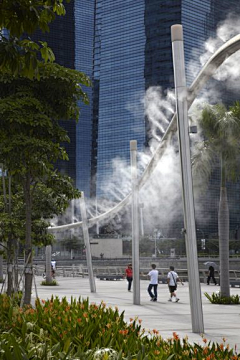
[192,102,240,297]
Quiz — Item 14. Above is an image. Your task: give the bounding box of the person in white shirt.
[51,260,56,278]
[148,264,159,302]
[167,266,182,302]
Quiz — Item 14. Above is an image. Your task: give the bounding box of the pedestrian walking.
[51,260,56,278]
[148,264,159,301]
[207,265,217,285]
[125,263,133,292]
[167,266,183,302]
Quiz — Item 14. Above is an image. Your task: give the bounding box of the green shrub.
[205,292,240,304]
[0,294,239,359]
[41,279,59,286]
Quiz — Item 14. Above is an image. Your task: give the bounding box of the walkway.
[33,276,240,351]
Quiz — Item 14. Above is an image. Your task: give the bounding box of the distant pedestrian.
[125,263,133,292]
[167,266,182,302]
[51,260,56,278]
[148,264,159,301]
[207,265,217,285]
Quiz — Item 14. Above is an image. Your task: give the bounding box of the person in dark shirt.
[207,265,217,285]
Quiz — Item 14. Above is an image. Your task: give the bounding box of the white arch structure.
[48,34,240,233]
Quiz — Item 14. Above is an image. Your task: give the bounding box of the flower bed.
[0,294,239,359]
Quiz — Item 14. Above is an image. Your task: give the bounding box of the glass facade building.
[74,1,95,196]
[32,1,95,197]
[31,0,240,237]
[94,0,146,198]
[93,0,240,237]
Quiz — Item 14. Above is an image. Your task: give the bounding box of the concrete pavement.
[33,276,240,352]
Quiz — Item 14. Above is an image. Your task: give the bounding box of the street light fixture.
[197,229,205,250]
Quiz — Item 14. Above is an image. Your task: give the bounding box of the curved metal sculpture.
[49,34,240,232]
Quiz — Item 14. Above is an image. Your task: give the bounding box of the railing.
[2,265,240,287]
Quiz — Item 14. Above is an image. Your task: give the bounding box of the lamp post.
[130,140,140,305]
[171,24,204,333]
[197,229,205,250]
[139,203,144,237]
[153,229,158,258]
[80,192,96,293]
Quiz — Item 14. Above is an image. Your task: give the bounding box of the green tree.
[192,102,240,297]
[0,0,70,78]
[0,170,80,295]
[0,63,90,304]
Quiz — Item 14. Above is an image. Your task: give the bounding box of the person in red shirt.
[125,263,133,292]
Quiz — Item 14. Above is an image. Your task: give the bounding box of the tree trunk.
[6,238,14,296]
[0,252,3,282]
[23,174,33,305]
[13,239,19,292]
[218,186,230,297]
[0,243,3,282]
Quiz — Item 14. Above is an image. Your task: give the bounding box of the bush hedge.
[0,294,239,359]
[205,292,240,304]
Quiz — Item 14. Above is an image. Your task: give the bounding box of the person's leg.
[148,284,154,299]
[153,284,158,300]
[207,275,210,285]
[128,277,133,291]
[212,275,217,285]
[174,287,179,302]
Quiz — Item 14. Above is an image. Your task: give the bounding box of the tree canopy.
[0,0,71,78]
[193,102,240,297]
[0,61,90,303]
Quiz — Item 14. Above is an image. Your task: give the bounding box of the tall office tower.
[32,1,95,196]
[93,0,146,198]
[75,1,95,196]
[93,0,240,237]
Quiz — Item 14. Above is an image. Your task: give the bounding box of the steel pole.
[130,140,140,305]
[155,234,157,258]
[79,192,96,293]
[171,24,204,333]
[96,198,99,235]
[45,245,52,283]
[139,203,144,237]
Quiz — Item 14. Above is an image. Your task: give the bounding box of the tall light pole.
[45,245,52,284]
[80,192,96,293]
[153,229,157,258]
[130,140,140,305]
[171,24,204,333]
[139,203,144,237]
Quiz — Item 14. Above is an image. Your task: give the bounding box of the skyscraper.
[32,0,240,238]
[92,0,146,198]
[92,0,240,237]
[32,1,95,197]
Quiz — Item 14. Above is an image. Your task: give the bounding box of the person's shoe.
[153,298,157,302]
[168,298,172,302]
[175,298,180,302]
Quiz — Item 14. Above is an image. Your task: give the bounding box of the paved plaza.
[33,276,240,351]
